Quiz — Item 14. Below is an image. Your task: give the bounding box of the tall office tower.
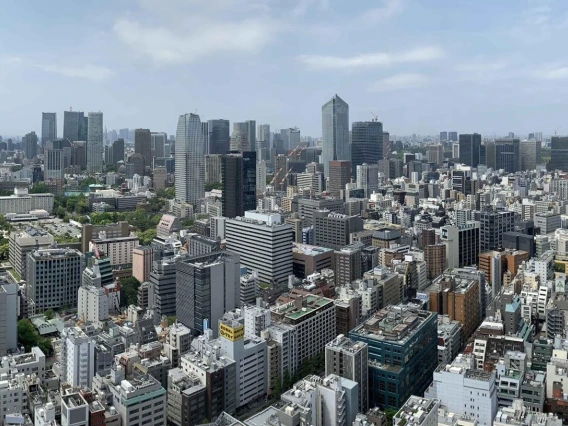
[231,121,255,152]
[441,222,480,268]
[9,227,55,280]
[87,112,103,173]
[246,120,256,153]
[382,131,390,159]
[201,121,209,155]
[27,248,83,313]
[448,131,458,142]
[335,243,363,286]
[175,113,205,205]
[132,246,153,283]
[205,154,222,184]
[22,131,38,159]
[60,327,95,388]
[322,94,350,176]
[134,128,152,172]
[257,124,270,145]
[45,149,64,180]
[427,144,444,166]
[350,306,438,410]
[356,163,379,198]
[493,138,521,172]
[0,280,17,355]
[520,140,542,170]
[176,251,240,336]
[225,212,292,284]
[63,110,86,142]
[440,131,448,142]
[351,121,383,175]
[41,112,57,149]
[221,154,243,218]
[314,211,363,249]
[256,160,267,193]
[480,209,515,252]
[112,139,125,168]
[273,154,288,191]
[548,136,568,171]
[424,244,446,279]
[150,256,180,317]
[328,160,351,198]
[207,119,230,154]
[325,336,368,413]
[71,141,86,169]
[151,132,167,159]
[378,158,403,179]
[243,151,257,212]
[458,133,481,167]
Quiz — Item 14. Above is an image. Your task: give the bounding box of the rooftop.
[394,396,439,426]
[270,294,334,323]
[292,243,333,255]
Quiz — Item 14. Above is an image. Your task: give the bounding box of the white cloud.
[114,17,278,64]
[39,64,114,81]
[369,73,427,92]
[4,56,23,64]
[291,0,329,17]
[535,66,568,80]
[297,46,444,70]
[358,0,405,24]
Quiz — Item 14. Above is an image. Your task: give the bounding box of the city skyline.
[1,1,568,137]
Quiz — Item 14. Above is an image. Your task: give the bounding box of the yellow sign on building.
[219,323,244,341]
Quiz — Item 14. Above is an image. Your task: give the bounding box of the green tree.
[136,229,157,245]
[0,243,8,260]
[55,206,67,219]
[282,369,292,391]
[272,376,282,399]
[205,182,222,191]
[156,187,175,199]
[0,214,13,232]
[119,276,141,307]
[17,319,53,355]
[181,218,195,228]
[44,309,55,320]
[385,409,397,426]
[79,177,98,190]
[167,316,177,326]
[29,183,49,194]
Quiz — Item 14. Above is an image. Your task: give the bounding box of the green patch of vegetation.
[205,182,222,191]
[7,267,21,281]
[119,276,141,307]
[554,261,566,272]
[17,319,53,355]
[29,183,49,194]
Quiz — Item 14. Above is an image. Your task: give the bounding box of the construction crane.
[555,127,561,136]
[371,112,379,122]
[268,167,283,186]
[279,168,293,185]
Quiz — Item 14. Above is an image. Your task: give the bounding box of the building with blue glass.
[349,305,437,410]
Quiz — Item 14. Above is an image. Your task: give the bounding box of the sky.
[1,0,568,139]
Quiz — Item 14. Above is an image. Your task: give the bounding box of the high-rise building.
[479,209,515,252]
[313,210,363,250]
[441,222,480,268]
[132,246,153,283]
[176,251,240,336]
[26,248,84,313]
[328,160,351,198]
[149,255,181,317]
[59,327,95,388]
[175,113,205,205]
[41,113,57,149]
[63,110,87,142]
[520,140,542,170]
[548,136,568,171]
[322,94,350,176]
[87,112,103,173]
[350,306,438,410]
[458,133,481,167]
[356,163,379,198]
[45,149,64,180]
[448,131,458,142]
[134,128,152,172]
[427,144,444,166]
[382,132,390,159]
[351,121,383,176]
[424,244,446,280]
[111,139,125,168]
[243,151,257,212]
[151,132,167,160]
[205,154,222,184]
[273,154,288,192]
[440,131,448,142]
[207,119,230,154]
[0,280,17,355]
[221,154,243,219]
[335,243,363,286]
[225,212,292,284]
[22,131,38,159]
[256,160,267,193]
[325,336,368,413]
[257,124,270,145]
[9,227,55,279]
[492,138,521,172]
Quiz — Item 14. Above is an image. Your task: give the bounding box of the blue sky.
[1,0,568,138]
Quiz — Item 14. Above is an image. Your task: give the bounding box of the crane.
[279,168,293,185]
[555,127,561,136]
[269,167,283,186]
[371,112,379,122]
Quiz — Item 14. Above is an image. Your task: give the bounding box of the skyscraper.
[448,131,458,142]
[427,144,444,166]
[351,121,383,176]
[45,149,64,180]
[151,132,167,159]
[86,112,103,173]
[440,131,448,142]
[41,113,57,149]
[257,124,270,144]
[356,163,379,198]
[63,110,86,142]
[322,94,350,176]
[134,128,152,172]
[231,121,256,152]
[492,138,521,172]
[458,133,481,168]
[548,136,568,171]
[243,151,257,212]
[221,154,244,219]
[520,140,542,171]
[112,139,125,168]
[382,131,390,159]
[246,120,256,153]
[208,119,230,154]
[328,160,351,198]
[22,131,38,159]
[256,160,267,193]
[175,113,205,205]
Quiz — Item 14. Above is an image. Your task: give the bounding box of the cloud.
[3,56,23,64]
[358,0,405,24]
[114,16,278,64]
[38,64,114,81]
[297,46,444,70]
[534,66,568,80]
[291,0,329,17]
[369,73,428,92]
